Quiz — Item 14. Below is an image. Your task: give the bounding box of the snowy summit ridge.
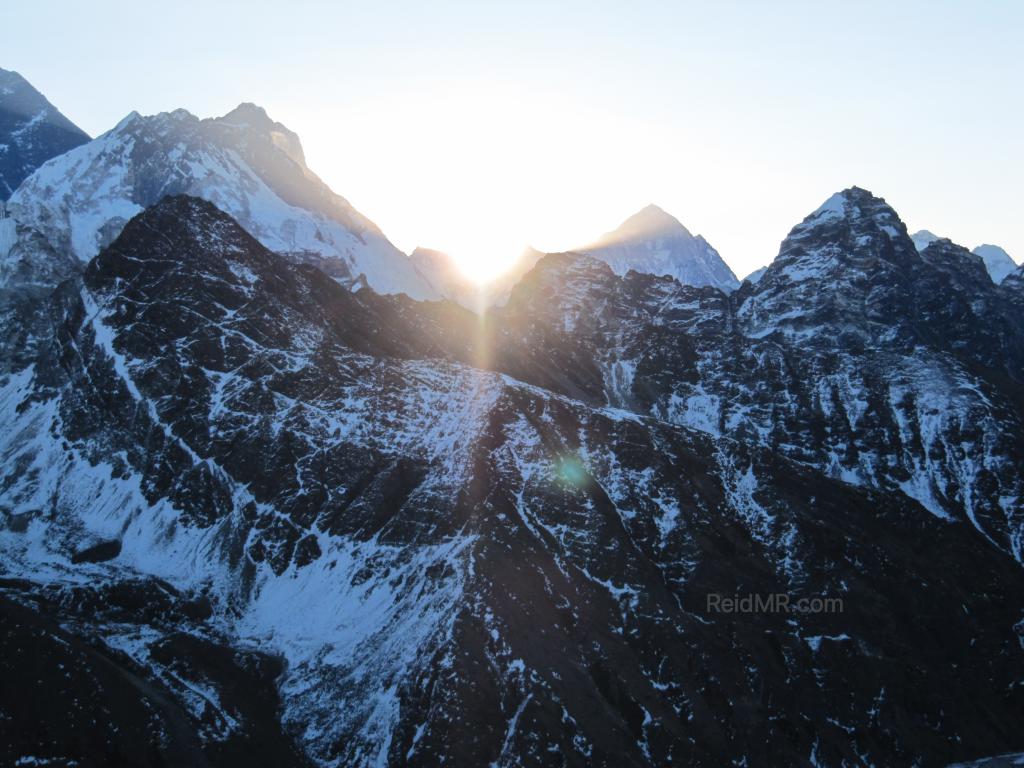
[6,102,438,299]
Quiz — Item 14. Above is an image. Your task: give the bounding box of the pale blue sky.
[3,1,1022,278]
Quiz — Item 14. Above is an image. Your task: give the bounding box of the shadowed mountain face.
[485,189,1024,560]
[2,194,1024,766]
[912,229,1019,285]
[0,68,89,200]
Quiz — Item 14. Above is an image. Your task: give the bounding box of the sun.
[444,235,527,285]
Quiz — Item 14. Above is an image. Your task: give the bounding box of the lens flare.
[554,454,590,490]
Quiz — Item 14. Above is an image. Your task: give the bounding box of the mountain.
[741,265,767,284]
[973,244,1018,284]
[411,244,545,310]
[580,204,739,291]
[0,68,89,200]
[911,229,1018,285]
[5,103,437,299]
[481,188,1024,560]
[3,195,1024,766]
[910,228,940,252]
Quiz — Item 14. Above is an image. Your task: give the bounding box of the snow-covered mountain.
[486,188,1024,559]
[973,243,1018,284]
[910,228,940,253]
[911,229,1018,285]
[0,68,89,200]
[4,194,1024,766]
[6,103,437,299]
[410,244,545,310]
[741,265,767,284]
[579,204,739,291]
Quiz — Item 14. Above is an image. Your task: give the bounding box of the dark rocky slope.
[1,196,1023,765]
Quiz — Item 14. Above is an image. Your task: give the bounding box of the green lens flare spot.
[555,454,589,489]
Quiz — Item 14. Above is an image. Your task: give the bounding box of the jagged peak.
[213,102,306,167]
[108,108,196,136]
[748,187,915,294]
[805,186,889,221]
[919,237,991,282]
[218,102,273,129]
[791,187,907,242]
[111,110,142,131]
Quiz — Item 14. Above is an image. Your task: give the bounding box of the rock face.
[0,68,89,200]
[1,192,1023,767]
[580,204,740,291]
[486,189,1024,561]
[5,103,437,299]
[912,230,1019,285]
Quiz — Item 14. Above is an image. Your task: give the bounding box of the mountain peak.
[581,204,738,290]
[8,100,436,300]
[738,187,916,339]
[0,68,90,199]
[972,244,1018,284]
[805,186,892,224]
[219,102,273,129]
[607,203,692,240]
[911,229,941,252]
[212,102,306,167]
[792,187,906,242]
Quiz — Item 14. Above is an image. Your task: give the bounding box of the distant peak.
[972,243,1018,284]
[973,243,1013,260]
[911,230,941,252]
[639,203,669,216]
[214,103,306,167]
[220,102,273,127]
[604,204,692,243]
[628,203,687,229]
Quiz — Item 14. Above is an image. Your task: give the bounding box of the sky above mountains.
[3,0,1021,279]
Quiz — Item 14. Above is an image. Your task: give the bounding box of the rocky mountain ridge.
[2,75,1024,768]
[1,193,1023,766]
